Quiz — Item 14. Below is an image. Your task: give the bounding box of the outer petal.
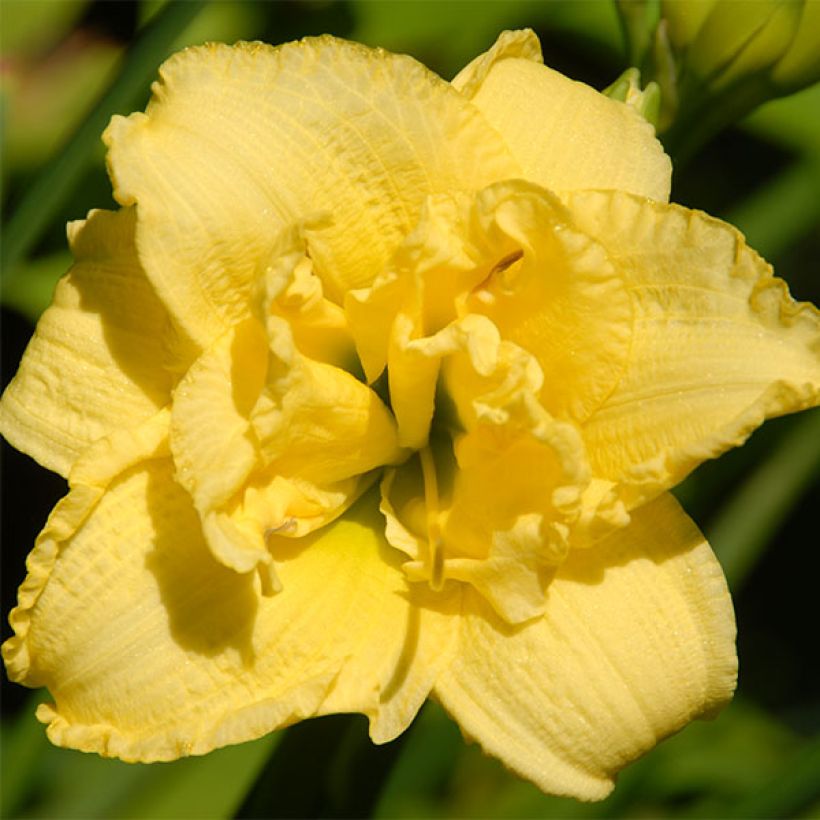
[453,30,671,201]
[566,191,820,499]
[434,493,736,801]
[105,37,520,353]
[3,466,457,760]
[0,208,173,476]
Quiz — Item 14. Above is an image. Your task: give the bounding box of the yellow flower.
[2,29,818,800]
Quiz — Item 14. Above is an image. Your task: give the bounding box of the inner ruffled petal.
[379,314,595,623]
[346,180,633,443]
[170,305,401,582]
[346,181,639,620]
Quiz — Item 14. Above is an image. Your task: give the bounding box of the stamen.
[470,248,524,301]
[258,519,296,597]
[265,518,297,537]
[257,560,282,596]
[419,446,445,591]
[490,248,524,276]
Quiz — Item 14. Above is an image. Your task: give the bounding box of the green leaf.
[706,408,820,588]
[726,156,820,260]
[721,735,820,818]
[614,0,661,66]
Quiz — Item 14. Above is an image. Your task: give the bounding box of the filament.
[419,445,445,591]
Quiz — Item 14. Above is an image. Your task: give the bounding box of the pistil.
[419,445,445,590]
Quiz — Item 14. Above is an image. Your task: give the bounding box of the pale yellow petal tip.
[102,114,148,207]
[2,633,31,685]
[35,673,335,763]
[452,29,543,96]
[452,716,616,802]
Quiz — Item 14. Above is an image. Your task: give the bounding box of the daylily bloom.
[2,29,819,801]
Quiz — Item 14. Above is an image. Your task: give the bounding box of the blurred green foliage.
[1,1,818,818]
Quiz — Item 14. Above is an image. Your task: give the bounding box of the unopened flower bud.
[603,67,662,127]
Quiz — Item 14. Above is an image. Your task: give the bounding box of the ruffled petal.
[463,181,632,423]
[453,30,672,201]
[0,208,173,476]
[381,313,593,623]
[3,467,456,760]
[565,190,820,501]
[170,317,400,576]
[348,181,633,440]
[259,222,357,373]
[105,36,520,354]
[434,492,736,801]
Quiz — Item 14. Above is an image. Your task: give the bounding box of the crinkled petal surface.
[462,181,632,423]
[0,209,173,476]
[105,36,520,354]
[566,191,820,498]
[4,467,456,760]
[453,30,671,201]
[434,493,737,801]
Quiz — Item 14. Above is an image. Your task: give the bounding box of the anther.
[471,248,524,299]
[490,248,523,276]
[257,560,283,596]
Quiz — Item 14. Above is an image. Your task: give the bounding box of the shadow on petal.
[144,466,259,664]
[72,208,180,400]
[558,492,705,589]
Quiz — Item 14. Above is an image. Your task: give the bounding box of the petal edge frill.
[105,37,520,354]
[433,493,736,801]
[4,464,450,761]
[566,191,820,501]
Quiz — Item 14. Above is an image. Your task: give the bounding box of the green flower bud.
[603,67,662,127]
[683,0,802,91]
[626,0,820,159]
[770,0,820,90]
[662,0,718,52]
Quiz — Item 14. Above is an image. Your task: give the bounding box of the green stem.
[1,0,206,283]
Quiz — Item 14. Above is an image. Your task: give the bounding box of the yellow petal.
[170,315,400,574]
[259,222,357,373]
[105,37,520,352]
[252,318,401,487]
[4,467,456,760]
[384,318,593,622]
[434,492,736,800]
[566,191,820,499]
[453,30,672,201]
[0,208,173,476]
[171,319,266,514]
[349,181,633,445]
[463,181,632,423]
[345,190,487,395]
[434,428,580,623]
